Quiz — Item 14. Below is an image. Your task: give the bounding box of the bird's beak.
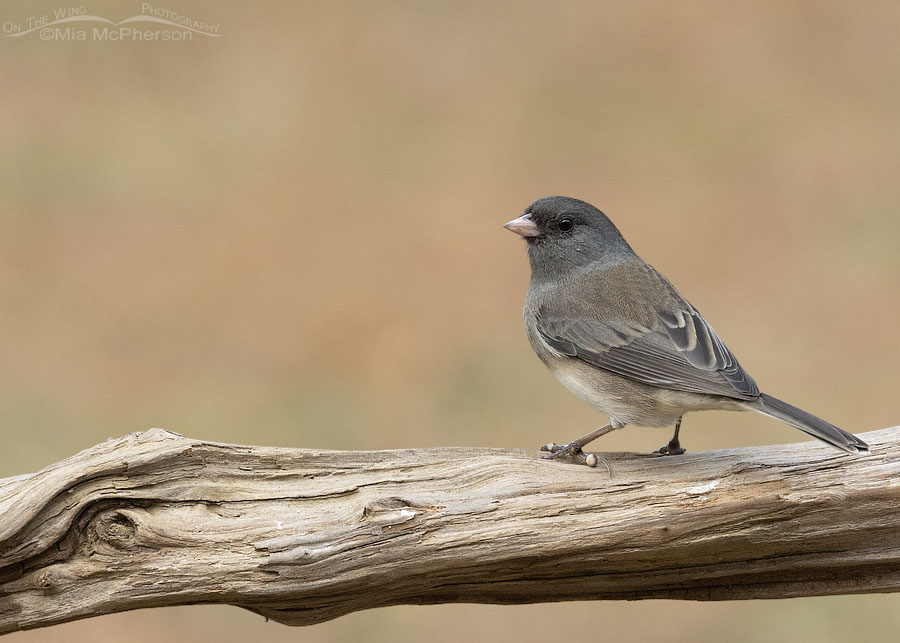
[503,213,540,238]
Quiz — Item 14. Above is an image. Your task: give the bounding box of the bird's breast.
[548,359,648,422]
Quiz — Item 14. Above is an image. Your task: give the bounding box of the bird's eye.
[558,218,574,232]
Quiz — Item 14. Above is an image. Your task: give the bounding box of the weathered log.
[1,426,899,635]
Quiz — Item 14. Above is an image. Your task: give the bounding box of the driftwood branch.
[1,427,899,634]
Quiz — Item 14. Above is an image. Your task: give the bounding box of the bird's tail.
[756,393,868,453]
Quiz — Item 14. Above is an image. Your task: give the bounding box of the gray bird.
[505,196,868,463]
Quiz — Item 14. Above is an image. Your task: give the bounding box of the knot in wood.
[37,571,57,592]
[362,497,425,527]
[94,510,138,548]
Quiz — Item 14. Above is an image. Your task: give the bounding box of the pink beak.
[503,214,540,237]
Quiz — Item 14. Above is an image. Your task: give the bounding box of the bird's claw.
[653,443,686,456]
[540,442,610,472]
[540,442,586,462]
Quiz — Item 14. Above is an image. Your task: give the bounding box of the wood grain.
[2,427,899,635]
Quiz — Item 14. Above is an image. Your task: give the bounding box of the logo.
[3,4,222,41]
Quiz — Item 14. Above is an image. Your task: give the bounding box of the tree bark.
[1,426,899,635]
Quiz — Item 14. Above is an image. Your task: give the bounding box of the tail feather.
[757,393,868,454]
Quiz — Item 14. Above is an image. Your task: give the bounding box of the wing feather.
[537,300,759,401]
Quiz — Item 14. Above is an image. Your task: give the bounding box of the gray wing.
[538,307,760,401]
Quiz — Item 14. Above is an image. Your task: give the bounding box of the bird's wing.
[536,279,759,401]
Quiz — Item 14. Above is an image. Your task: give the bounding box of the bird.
[504,196,868,464]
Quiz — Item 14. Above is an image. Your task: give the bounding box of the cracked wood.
[1,426,900,635]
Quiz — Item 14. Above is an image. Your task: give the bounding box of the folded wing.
[538,303,759,401]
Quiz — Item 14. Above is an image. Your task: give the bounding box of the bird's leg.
[541,422,619,462]
[654,416,686,456]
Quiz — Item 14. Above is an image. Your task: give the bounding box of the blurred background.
[3,0,900,640]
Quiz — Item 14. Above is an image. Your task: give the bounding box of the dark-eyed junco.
[505,196,868,464]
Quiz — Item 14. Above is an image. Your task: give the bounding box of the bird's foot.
[540,441,586,462]
[541,443,611,472]
[653,440,686,456]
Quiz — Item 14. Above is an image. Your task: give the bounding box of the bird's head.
[504,196,634,279]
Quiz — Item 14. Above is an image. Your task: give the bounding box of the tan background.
[3,1,900,641]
